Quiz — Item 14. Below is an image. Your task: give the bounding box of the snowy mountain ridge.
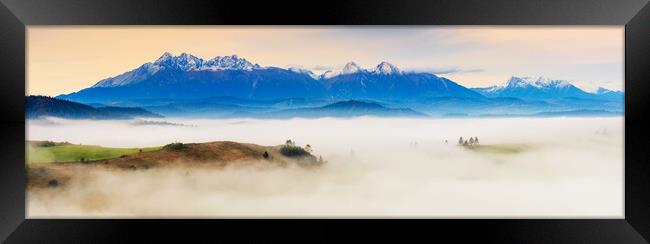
[94,52,263,87]
[319,61,404,79]
[471,76,622,100]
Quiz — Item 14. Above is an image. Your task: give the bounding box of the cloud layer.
[27,117,623,217]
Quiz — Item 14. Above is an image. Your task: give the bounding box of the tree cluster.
[457,136,480,147]
[163,142,189,151]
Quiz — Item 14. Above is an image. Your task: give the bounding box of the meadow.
[26,142,161,164]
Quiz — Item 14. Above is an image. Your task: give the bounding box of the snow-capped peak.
[535,76,571,88]
[320,61,366,79]
[504,76,572,89]
[93,52,263,88]
[156,52,173,62]
[595,87,621,94]
[151,52,262,71]
[373,61,401,75]
[174,53,204,71]
[341,62,363,74]
[288,66,319,79]
[319,61,403,79]
[153,52,203,71]
[505,76,536,88]
[203,54,261,71]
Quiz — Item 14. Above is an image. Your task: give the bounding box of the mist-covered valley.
[26,117,623,218]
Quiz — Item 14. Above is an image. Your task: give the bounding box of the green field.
[26,143,161,164]
[469,144,532,155]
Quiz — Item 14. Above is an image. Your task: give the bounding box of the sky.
[27,26,624,96]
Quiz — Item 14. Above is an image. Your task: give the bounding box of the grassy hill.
[26,141,162,164]
[27,141,324,188]
[92,141,320,170]
[467,144,533,155]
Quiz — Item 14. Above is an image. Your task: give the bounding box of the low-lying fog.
[27,117,623,218]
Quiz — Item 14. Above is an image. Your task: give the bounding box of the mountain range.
[57,53,484,103]
[52,52,623,117]
[263,100,425,118]
[470,76,623,101]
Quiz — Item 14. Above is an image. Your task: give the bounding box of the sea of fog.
[26,117,624,218]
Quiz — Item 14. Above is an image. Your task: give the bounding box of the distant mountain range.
[320,61,482,100]
[263,100,425,118]
[26,96,162,119]
[470,76,623,101]
[48,52,623,118]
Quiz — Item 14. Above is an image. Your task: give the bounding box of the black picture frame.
[1,0,649,242]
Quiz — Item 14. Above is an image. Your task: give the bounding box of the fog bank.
[27,117,624,217]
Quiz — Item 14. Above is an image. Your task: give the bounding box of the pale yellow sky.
[27,26,624,96]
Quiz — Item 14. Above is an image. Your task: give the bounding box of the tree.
[304,144,313,153]
[463,140,469,147]
[285,139,295,146]
[474,137,479,145]
[280,145,307,157]
[263,151,269,159]
[458,137,464,145]
[80,157,85,163]
[163,142,188,151]
[469,137,475,145]
[47,179,59,187]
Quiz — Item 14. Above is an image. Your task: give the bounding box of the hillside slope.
[26,96,162,119]
[28,141,323,188]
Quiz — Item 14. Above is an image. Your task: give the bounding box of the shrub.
[47,179,59,187]
[34,141,56,147]
[280,145,308,157]
[163,142,189,152]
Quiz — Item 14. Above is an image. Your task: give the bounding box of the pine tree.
[469,137,475,145]
[263,151,269,159]
[458,137,464,145]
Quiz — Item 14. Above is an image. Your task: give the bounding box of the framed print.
[1,0,649,242]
